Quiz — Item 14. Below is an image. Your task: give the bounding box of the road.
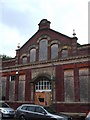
[2,116,85,120]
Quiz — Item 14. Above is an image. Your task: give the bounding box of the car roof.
[21,104,43,107]
[0,101,5,103]
[0,101,8,104]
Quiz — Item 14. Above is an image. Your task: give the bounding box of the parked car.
[15,104,72,120]
[85,111,90,120]
[0,101,15,118]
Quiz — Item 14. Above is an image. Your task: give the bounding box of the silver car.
[15,104,72,120]
[0,101,15,118]
[85,111,90,120]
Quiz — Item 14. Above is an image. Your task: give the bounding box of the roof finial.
[17,43,20,49]
[73,29,76,37]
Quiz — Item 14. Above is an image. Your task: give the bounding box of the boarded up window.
[9,76,15,101]
[39,39,48,61]
[51,44,58,60]
[18,75,25,101]
[64,69,74,102]
[1,77,6,100]
[79,68,89,102]
[30,48,36,62]
[22,56,27,64]
[62,49,68,58]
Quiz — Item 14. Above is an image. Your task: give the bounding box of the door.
[35,78,51,107]
[35,92,51,107]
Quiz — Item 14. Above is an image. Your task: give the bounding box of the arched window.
[51,44,58,60]
[62,49,68,58]
[39,39,48,61]
[30,48,36,62]
[22,56,27,64]
[35,79,51,92]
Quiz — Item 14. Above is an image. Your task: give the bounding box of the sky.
[0,0,89,57]
[88,1,90,43]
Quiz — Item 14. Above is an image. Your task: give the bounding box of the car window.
[21,106,27,110]
[44,107,56,113]
[0,103,9,108]
[35,107,45,114]
[27,106,35,112]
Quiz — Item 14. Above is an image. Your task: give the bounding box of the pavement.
[72,115,85,120]
[2,114,85,120]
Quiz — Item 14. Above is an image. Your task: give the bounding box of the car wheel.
[19,115,26,120]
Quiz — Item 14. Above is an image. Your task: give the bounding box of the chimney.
[38,19,51,30]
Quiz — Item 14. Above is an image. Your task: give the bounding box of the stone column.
[0,57,2,100]
[6,75,9,100]
[31,83,34,102]
[53,81,56,101]
[36,44,39,61]
[25,69,31,101]
[15,72,19,101]
[74,64,80,102]
[48,43,51,60]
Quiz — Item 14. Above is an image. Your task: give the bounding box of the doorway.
[35,91,51,107]
[34,78,51,107]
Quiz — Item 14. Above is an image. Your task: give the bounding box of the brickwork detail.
[32,67,55,79]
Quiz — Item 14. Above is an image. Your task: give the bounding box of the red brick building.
[2,19,90,114]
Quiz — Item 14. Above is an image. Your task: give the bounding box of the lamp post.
[15,70,19,101]
[51,63,54,112]
[51,75,53,112]
[0,55,2,101]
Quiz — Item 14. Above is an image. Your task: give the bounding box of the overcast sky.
[0,0,89,57]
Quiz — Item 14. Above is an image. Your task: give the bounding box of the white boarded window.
[64,69,74,102]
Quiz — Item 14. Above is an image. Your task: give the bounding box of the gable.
[14,19,79,65]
